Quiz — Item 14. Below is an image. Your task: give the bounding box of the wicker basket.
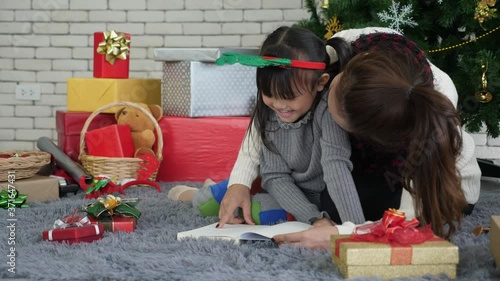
[79,102,163,183]
[0,151,51,181]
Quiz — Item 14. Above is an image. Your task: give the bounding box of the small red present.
[93,30,130,78]
[85,124,135,157]
[42,212,104,244]
[56,111,116,162]
[88,216,136,233]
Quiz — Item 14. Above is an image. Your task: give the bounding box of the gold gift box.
[492,216,500,268]
[67,78,161,113]
[331,235,458,279]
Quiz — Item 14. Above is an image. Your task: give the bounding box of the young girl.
[215,27,481,246]
[169,26,366,226]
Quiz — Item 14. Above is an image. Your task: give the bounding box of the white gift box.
[154,48,258,117]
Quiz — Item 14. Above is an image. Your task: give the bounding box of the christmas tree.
[297,0,500,137]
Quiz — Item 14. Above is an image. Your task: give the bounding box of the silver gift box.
[154,48,258,117]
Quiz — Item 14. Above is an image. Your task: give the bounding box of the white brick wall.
[0,0,498,164]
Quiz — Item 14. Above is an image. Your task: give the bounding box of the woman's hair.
[335,33,468,238]
[250,26,351,151]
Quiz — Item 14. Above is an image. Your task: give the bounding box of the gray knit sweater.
[260,93,365,224]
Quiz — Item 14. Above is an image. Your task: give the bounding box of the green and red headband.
[215,52,326,70]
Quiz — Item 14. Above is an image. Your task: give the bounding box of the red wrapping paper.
[93,32,130,78]
[42,224,104,244]
[88,216,136,233]
[85,124,135,158]
[56,111,116,162]
[156,116,250,182]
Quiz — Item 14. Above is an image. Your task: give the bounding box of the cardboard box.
[85,124,135,158]
[42,224,104,244]
[157,116,250,182]
[93,31,130,78]
[0,175,59,202]
[491,216,500,268]
[154,48,258,117]
[67,78,161,113]
[331,235,458,279]
[56,111,117,162]
[88,216,136,233]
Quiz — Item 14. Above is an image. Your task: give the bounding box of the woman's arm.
[227,122,261,188]
[319,102,365,224]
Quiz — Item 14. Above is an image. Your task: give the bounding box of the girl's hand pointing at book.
[218,184,254,228]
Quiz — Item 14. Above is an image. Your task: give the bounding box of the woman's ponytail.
[403,86,467,238]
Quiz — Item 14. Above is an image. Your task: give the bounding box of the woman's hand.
[218,184,254,228]
[272,225,339,250]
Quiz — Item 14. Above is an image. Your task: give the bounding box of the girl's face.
[262,74,329,123]
[327,72,350,132]
[262,90,316,123]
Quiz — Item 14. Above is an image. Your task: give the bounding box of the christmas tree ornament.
[321,0,329,9]
[377,2,418,33]
[324,16,342,39]
[475,60,494,103]
[475,0,498,24]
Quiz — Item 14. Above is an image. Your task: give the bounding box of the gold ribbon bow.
[97,194,122,216]
[96,30,131,65]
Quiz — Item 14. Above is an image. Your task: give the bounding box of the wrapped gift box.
[492,216,500,268]
[154,48,258,117]
[56,111,116,162]
[157,116,250,182]
[0,175,59,202]
[42,224,104,244]
[331,235,459,279]
[67,78,161,113]
[88,216,136,233]
[93,31,130,78]
[85,124,135,158]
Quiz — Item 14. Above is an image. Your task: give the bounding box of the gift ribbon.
[48,224,100,241]
[85,195,141,219]
[334,209,437,265]
[0,189,28,209]
[96,30,130,65]
[351,208,434,245]
[53,210,90,229]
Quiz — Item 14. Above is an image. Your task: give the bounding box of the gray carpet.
[1,180,499,281]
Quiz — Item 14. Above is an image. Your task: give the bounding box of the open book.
[177,221,311,244]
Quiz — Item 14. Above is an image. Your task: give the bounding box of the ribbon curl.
[0,189,28,209]
[85,195,141,219]
[96,30,130,65]
[53,210,90,229]
[351,208,434,246]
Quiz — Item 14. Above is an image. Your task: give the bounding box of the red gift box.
[157,116,250,182]
[42,224,104,244]
[93,31,130,79]
[56,111,116,162]
[88,216,136,232]
[85,124,135,157]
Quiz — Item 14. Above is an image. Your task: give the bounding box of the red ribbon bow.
[351,208,434,246]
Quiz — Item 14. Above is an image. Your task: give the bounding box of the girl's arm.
[261,146,326,224]
[318,101,366,224]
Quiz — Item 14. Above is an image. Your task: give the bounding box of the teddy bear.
[115,103,163,156]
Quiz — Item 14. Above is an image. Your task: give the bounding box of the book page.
[239,221,311,241]
[177,222,311,242]
[177,223,271,241]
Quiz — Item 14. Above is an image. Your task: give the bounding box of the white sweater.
[228,27,482,234]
